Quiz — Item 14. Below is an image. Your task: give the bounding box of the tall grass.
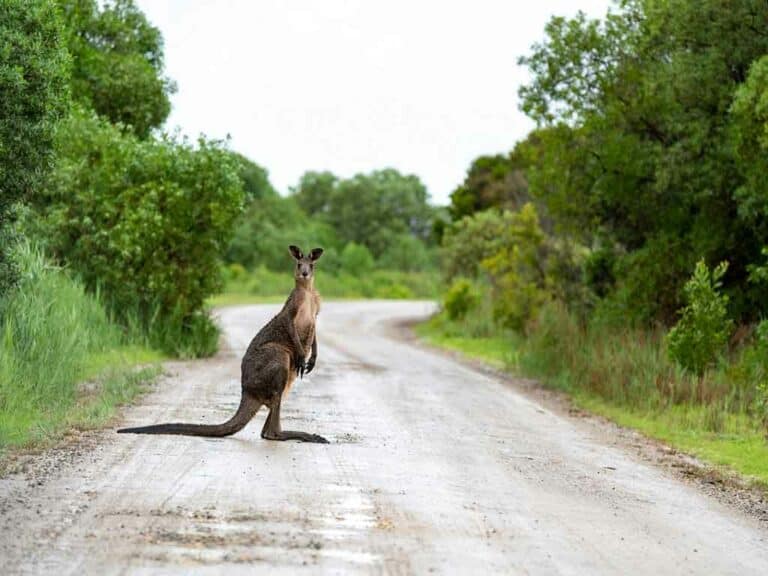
[419,298,768,483]
[423,294,766,437]
[0,243,160,448]
[519,302,763,433]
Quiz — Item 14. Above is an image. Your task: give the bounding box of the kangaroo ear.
[288,245,303,260]
[309,247,324,261]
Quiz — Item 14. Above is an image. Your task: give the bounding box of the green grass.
[575,395,768,482]
[414,321,511,369]
[417,309,768,488]
[214,265,441,305]
[0,243,164,451]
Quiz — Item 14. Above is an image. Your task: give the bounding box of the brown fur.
[117,246,328,443]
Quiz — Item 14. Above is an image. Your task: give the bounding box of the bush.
[340,243,375,275]
[666,260,734,375]
[444,279,480,321]
[480,204,548,331]
[32,110,243,356]
[0,0,70,296]
[441,209,510,281]
[379,234,434,272]
[729,320,768,433]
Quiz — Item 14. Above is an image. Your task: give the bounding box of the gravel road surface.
[1,301,767,575]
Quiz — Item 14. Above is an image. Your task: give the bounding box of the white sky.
[136,0,613,204]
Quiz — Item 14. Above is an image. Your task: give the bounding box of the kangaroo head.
[289,245,324,283]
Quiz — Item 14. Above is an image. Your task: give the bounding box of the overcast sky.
[136,0,613,204]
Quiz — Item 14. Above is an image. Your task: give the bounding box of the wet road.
[2,301,767,574]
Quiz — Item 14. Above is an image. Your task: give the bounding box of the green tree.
[291,171,338,216]
[518,0,768,323]
[379,234,432,272]
[441,209,512,281]
[31,110,243,355]
[232,152,276,202]
[732,55,768,208]
[480,204,549,330]
[340,242,375,276]
[0,0,70,297]
[60,0,174,138]
[449,145,530,221]
[328,169,433,257]
[226,193,340,271]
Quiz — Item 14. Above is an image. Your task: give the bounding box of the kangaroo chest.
[294,294,319,346]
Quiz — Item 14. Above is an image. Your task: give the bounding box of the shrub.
[0,0,70,296]
[734,320,768,433]
[444,279,480,321]
[32,110,243,356]
[666,260,733,375]
[375,283,414,299]
[224,262,247,282]
[441,209,510,281]
[481,203,548,331]
[340,243,375,275]
[379,234,434,272]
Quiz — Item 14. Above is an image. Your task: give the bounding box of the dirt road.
[2,301,767,574]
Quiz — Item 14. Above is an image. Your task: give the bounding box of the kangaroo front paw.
[293,356,306,377]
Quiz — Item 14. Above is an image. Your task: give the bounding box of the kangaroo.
[117,245,328,443]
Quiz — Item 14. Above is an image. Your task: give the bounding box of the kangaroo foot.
[262,430,329,444]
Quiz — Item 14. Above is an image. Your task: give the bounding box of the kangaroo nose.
[302,271,309,277]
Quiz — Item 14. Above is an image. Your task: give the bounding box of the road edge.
[391,317,768,529]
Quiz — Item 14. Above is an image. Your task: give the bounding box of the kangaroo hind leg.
[261,395,329,444]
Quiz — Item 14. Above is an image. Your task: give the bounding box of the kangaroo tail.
[117,393,262,437]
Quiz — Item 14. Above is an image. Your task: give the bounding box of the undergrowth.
[0,243,163,450]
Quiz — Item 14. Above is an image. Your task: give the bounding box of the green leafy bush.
[481,204,548,330]
[32,110,243,356]
[441,209,510,281]
[340,243,375,275]
[666,260,734,375]
[0,0,70,296]
[444,279,480,321]
[379,234,433,272]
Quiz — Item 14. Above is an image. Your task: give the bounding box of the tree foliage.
[228,167,437,275]
[226,193,338,272]
[442,205,554,330]
[517,0,768,323]
[292,171,337,216]
[0,0,70,297]
[448,145,530,221]
[326,169,434,258]
[59,0,173,138]
[30,110,243,353]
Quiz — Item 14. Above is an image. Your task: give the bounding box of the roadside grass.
[0,243,164,452]
[416,310,768,488]
[212,265,441,305]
